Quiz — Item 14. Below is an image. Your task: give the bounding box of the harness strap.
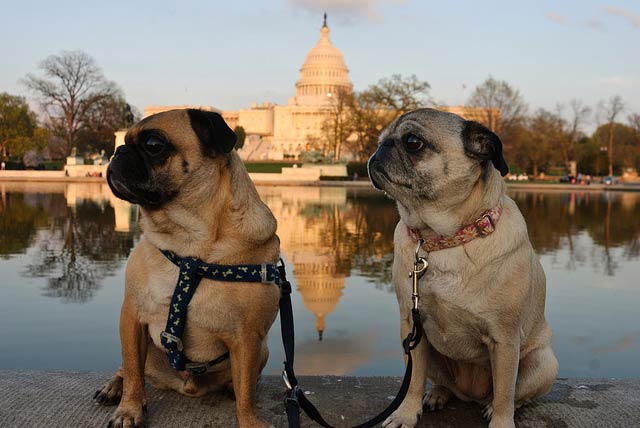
[277,262,424,428]
[160,250,281,374]
[161,256,203,371]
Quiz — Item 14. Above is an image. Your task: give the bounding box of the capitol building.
[144,16,493,160]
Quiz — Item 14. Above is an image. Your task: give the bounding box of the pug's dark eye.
[404,134,425,153]
[144,136,165,156]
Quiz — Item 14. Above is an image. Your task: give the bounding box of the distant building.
[144,16,499,160]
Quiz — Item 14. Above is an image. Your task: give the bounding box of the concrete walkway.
[1,371,638,427]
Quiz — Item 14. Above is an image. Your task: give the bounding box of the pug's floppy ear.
[187,109,237,156]
[461,120,509,177]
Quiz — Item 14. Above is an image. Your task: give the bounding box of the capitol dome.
[294,15,353,106]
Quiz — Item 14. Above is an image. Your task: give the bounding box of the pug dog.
[368,108,558,428]
[94,109,280,428]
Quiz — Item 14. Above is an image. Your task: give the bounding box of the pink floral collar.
[407,201,503,252]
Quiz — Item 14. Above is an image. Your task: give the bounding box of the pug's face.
[367,108,508,204]
[107,109,237,208]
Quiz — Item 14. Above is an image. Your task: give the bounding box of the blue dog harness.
[159,249,282,375]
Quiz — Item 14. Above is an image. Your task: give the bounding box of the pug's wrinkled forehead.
[380,108,465,148]
[381,108,509,177]
[125,109,236,158]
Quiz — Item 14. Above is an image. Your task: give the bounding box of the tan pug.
[94,109,280,428]
[368,108,558,428]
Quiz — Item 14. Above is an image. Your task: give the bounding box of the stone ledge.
[1,371,638,427]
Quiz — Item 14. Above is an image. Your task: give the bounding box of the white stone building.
[143,16,497,160]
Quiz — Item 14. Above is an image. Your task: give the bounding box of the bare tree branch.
[22,50,123,155]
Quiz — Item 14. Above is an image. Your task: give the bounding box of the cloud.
[600,76,637,86]
[604,6,640,28]
[585,19,605,31]
[288,0,407,24]
[546,13,566,24]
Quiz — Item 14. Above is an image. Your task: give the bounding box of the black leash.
[277,259,426,428]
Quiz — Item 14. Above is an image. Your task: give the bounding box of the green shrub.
[244,162,298,173]
[5,161,25,170]
[347,162,370,179]
[43,160,65,170]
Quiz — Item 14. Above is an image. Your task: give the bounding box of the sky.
[1,0,639,128]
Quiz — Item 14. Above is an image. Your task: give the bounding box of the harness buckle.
[185,362,209,376]
[161,331,184,352]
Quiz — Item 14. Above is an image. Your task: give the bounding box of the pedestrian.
[0,161,5,171]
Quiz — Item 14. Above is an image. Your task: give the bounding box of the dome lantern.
[293,15,353,106]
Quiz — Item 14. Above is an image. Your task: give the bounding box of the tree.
[346,92,390,161]
[467,77,528,139]
[0,93,37,159]
[233,126,246,150]
[555,99,591,171]
[325,74,430,161]
[628,113,640,137]
[75,96,138,156]
[9,127,50,160]
[23,50,122,156]
[591,122,638,173]
[522,109,565,177]
[360,74,431,118]
[598,95,625,176]
[321,88,352,160]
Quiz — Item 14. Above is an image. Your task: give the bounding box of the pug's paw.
[483,403,494,421]
[107,403,146,428]
[382,397,423,428]
[488,414,516,428]
[424,385,451,411]
[237,417,274,428]
[94,376,123,406]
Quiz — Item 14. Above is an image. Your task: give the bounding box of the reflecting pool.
[0,182,638,378]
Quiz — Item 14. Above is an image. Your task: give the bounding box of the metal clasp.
[409,239,428,311]
[185,362,208,376]
[282,369,293,391]
[161,331,184,352]
[474,213,495,237]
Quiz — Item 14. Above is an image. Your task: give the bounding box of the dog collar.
[159,249,281,375]
[407,201,503,252]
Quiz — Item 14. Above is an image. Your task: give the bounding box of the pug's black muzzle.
[367,139,397,190]
[367,153,383,190]
[107,145,153,205]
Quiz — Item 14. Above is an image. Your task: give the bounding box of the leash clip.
[282,369,293,391]
[409,239,428,311]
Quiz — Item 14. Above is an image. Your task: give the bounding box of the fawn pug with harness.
[95,109,280,428]
[368,108,558,428]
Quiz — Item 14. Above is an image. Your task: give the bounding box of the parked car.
[517,174,529,181]
[603,176,618,185]
[560,175,575,183]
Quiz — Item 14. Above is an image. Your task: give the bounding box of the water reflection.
[259,187,398,341]
[0,182,137,303]
[0,183,639,377]
[514,190,640,276]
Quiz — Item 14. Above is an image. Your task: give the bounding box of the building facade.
[144,16,499,160]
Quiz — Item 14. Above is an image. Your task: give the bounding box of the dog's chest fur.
[130,242,280,364]
[394,241,494,363]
